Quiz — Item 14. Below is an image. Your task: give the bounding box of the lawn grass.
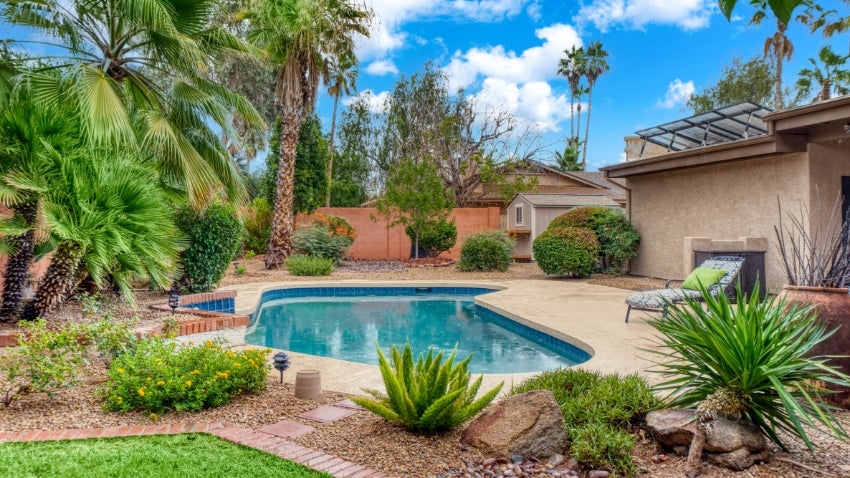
[0,433,331,478]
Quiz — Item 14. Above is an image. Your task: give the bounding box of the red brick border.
[0,422,390,478]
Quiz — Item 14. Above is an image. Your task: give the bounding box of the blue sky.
[313,0,849,171]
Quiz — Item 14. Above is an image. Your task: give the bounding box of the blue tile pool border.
[184,297,236,314]
[248,286,591,366]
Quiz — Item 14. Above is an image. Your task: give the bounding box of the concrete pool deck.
[194,279,662,396]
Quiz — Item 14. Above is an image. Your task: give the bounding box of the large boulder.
[461,390,567,458]
[645,409,766,453]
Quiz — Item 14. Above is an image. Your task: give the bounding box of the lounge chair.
[624,256,744,323]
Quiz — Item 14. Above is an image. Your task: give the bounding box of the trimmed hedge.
[285,254,334,276]
[458,230,515,272]
[532,226,599,277]
[176,204,244,293]
[405,218,457,258]
[547,207,639,272]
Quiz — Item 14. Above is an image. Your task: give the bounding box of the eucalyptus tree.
[795,45,850,101]
[580,40,609,169]
[245,0,373,268]
[0,0,265,205]
[325,51,359,207]
[18,148,184,320]
[688,56,775,113]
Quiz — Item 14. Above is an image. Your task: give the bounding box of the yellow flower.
[138,387,146,397]
[149,413,159,421]
[156,380,165,386]
[190,369,200,375]
[205,340,214,348]
[233,362,241,368]
[116,397,123,404]
[146,377,152,382]
[116,368,125,374]
[186,380,192,387]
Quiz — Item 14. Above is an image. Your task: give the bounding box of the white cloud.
[365,59,399,76]
[358,0,533,60]
[657,79,694,108]
[473,77,571,132]
[526,0,542,21]
[343,90,391,114]
[443,23,581,91]
[576,0,715,32]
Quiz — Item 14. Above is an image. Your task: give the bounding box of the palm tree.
[246,0,372,268]
[580,40,609,170]
[0,85,77,322]
[796,45,850,101]
[0,0,265,206]
[718,0,805,24]
[325,51,359,207]
[18,148,184,320]
[557,45,584,143]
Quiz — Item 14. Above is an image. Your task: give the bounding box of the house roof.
[601,95,850,179]
[512,193,620,208]
[566,171,627,201]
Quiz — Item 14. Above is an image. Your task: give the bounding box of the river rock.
[461,390,567,458]
[706,448,772,471]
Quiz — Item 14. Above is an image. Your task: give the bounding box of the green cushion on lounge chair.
[681,267,726,290]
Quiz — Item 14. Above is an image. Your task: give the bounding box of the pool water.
[245,291,590,374]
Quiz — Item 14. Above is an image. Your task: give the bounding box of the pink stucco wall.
[298,207,501,260]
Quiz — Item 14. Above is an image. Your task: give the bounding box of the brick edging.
[0,422,390,478]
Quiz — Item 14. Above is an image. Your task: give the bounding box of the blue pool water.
[245,287,591,374]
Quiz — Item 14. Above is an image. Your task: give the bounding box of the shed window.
[515,205,523,224]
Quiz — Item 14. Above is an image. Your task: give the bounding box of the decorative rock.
[645,409,767,452]
[547,454,565,467]
[511,455,524,463]
[461,390,567,458]
[706,448,771,471]
[588,471,609,478]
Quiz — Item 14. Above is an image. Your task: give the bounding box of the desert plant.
[102,339,270,413]
[177,204,244,293]
[285,255,334,276]
[458,230,515,272]
[405,218,457,258]
[569,422,637,476]
[648,282,850,466]
[235,265,248,275]
[87,316,139,367]
[243,197,273,256]
[533,227,599,277]
[352,343,503,433]
[0,319,90,406]
[775,198,850,287]
[161,317,180,339]
[291,226,351,263]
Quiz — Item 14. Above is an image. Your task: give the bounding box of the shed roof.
[512,193,620,208]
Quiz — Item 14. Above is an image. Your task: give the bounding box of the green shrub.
[405,218,457,258]
[458,230,515,272]
[532,227,599,277]
[511,368,659,476]
[243,197,272,255]
[292,215,355,263]
[547,207,639,273]
[569,423,637,476]
[648,283,850,451]
[285,255,334,276]
[102,339,270,413]
[0,319,90,406]
[87,316,139,367]
[176,204,244,293]
[353,343,503,433]
[235,265,247,275]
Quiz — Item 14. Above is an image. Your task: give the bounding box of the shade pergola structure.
[634,101,772,157]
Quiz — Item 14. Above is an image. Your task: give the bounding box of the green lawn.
[0,433,331,478]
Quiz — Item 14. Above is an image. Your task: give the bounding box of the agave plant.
[352,342,503,433]
[647,282,850,475]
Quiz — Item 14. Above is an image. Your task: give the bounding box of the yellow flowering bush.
[101,338,270,413]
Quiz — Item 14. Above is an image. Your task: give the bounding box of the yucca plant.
[352,343,503,433]
[647,283,850,475]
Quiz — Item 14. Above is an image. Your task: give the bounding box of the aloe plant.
[353,343,503,433]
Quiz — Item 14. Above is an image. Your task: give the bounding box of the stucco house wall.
[808,141,850,229]
[627,153,810,290]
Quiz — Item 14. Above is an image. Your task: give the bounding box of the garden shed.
[505,193,620,260]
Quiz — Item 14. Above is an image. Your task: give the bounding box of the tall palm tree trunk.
[21,241,84,321]
[265,111,301,268]
[0,201,38,323]
[581,88,594,170]
[774,20,787,109]
[325,92,341,207]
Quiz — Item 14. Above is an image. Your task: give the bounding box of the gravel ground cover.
[1,258,848,477]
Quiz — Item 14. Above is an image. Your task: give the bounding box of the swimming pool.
[244,287,591,374]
